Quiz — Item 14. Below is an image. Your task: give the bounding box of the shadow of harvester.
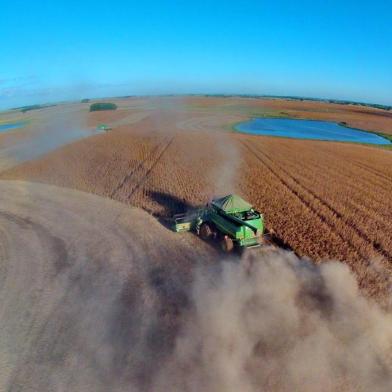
[146,191,228,254]
[147,191,196,217]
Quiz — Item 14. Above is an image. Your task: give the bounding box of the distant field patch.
[16,104,56,113]
[0,121,26,133]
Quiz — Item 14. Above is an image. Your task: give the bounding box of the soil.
[0,180,217,391]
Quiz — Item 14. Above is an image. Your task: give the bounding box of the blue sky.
[1,0,391,109]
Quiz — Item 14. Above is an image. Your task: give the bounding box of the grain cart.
[172,194,264,252]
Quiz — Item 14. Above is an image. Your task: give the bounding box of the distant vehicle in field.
[172,194,264,252]
[96,123,112,131]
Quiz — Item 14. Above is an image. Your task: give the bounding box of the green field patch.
[89,102,118,112]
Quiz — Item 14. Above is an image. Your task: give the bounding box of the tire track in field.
[257,145,392,262]
[240,141,363,259]
[110,137,175,201]
[258,150,392,262]
[352,160,392,187]
[304,158,392,217]
[269,142,392,196]
[245,141,392,262]
[126,136,175,199]
[241,141,378,263]
[264,147,392,235]
[290,158,392,239]
[109,145,162,199]
[346,162,392,195]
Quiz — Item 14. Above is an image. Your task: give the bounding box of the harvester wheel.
[221,236,234,253]
[200,223,213,240]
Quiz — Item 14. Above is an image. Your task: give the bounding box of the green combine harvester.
[172,194,264,252]
[96,123,112,131]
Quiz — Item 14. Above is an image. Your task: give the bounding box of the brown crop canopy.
[212,194,253,214]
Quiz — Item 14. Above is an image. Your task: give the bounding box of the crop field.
[236,135,392,297]
[1,96,392,299]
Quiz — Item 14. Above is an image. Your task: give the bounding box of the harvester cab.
[172,194,264,252]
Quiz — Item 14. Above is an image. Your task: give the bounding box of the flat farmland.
[183,96,392,135]
[1,96,392,299]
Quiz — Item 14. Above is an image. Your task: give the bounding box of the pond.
[0,121,26,133]
[235,118,391,145]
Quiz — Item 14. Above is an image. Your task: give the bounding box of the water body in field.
[0,122,26,132]
[236,118,391,145]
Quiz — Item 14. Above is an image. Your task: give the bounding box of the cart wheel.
[200,223,213,240]
[221,236,234,253]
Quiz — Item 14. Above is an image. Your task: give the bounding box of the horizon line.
[2,93,392,112]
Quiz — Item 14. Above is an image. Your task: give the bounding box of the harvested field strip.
[251,144,392,262]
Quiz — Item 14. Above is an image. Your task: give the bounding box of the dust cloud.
[16,248,391,392]
[153,251,392,392]
[211,133,241,196]
[0,104,96,171]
